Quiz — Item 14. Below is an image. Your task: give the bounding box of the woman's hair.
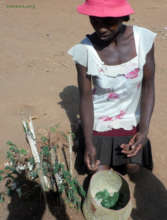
[89,15,130,25]
[121,15,130,22]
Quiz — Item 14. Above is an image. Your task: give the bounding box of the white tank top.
[68,25,157,131]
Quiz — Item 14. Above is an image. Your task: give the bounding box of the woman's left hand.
[120,132,147,157]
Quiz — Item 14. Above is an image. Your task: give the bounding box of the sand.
[0,0,167,219]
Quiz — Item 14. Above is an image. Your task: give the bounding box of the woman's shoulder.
[134,25,157,63]
[133,25,157,38]
[67,34,94,67]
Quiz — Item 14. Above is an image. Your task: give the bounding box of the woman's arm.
[139,45,155,134]
[122,44,155,157]
[76,63,100,170]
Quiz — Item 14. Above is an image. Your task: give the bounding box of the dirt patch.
[0,0,167,219]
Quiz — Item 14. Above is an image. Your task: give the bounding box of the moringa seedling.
[95,189,119,209]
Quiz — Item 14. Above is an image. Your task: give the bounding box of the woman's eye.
[104,20,118,26]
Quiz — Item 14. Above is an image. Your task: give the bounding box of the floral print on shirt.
[99,110,126,122]
[107,92,119,99]
[125,68,140,79]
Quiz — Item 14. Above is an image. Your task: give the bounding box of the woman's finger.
[122,144,138,155]
[127,144,142,157]
[121,144,133,154]
[120,144,124,148]
[87,155,99,171]
[93,160,100,170]
[86,156,92,170]
[129,134,137,145]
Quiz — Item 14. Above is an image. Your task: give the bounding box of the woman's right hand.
[84,145,100,171]
[76,63,99,171]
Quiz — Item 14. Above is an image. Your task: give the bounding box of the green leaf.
[76,200,81,209]
[5,166,17,173]
[41,136,49,144]
[9,146,19,153]
[58,184,65,193]
[0,176,3,181]
[101,199,111,209]
[7,188,12,196]
[6,141,16,147]
[70,182,76,191]
[78,186,86,198]
[60,131,68,142]
[41,146,50,157]
[72,178,78,185]
[50,127,56,133]
[0,170,4,175]
[6,152,16,164]
[5,166,11,170]
[4,173,15,180]
[19,149,27,156]
[110,192,119,207]
[67,189,73,201]
[63,170,71,178]
[28,157,35,165]
[60,164,64,170]
[30,170,38,179]
[50,124,60,133]
[52,145,57,152]
[0,194,4,203]
[42,161,49,176]
[101,192,119,209]
[6,151,13,159]
[96,189,110,200]
[65,177,71,185]
[96,190,119,209]
[54,163,60,173]
[23,125,27,133]
[71,132,76,140]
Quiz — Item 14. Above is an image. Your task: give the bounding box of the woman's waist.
[93,126,138,136]
[93,116,140,135]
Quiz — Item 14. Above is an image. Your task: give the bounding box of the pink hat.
[77,0,134,17]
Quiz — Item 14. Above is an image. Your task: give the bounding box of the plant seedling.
[95,189,119,209]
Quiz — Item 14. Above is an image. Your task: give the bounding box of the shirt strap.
[133,25,140,55]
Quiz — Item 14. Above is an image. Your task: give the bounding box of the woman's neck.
[90,24,127,49]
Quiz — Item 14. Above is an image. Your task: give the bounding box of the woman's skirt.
[92,134,153,171]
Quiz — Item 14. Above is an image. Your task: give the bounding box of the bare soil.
[0,0,167,219]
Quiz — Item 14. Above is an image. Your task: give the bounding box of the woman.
[68,0,156,174]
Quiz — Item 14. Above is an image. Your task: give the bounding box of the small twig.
[68,133,73,177]
[50,149,62,186]
[22,118,50,192]
[50,148,63,206]
[62,146,69,171]
[22,120,40,163]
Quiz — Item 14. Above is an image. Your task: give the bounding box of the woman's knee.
[97,165,110,171]
[126,163,140,174]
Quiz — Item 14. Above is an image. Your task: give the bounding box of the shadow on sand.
[129,168,167,220]
[7,176,70,220]
[58,85,80,132]
[58,86,88,175]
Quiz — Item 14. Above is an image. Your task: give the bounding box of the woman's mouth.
[98,34,111,40]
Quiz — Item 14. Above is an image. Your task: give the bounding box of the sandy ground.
[0,0,167,219]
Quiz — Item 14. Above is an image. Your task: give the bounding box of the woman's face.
[89,16,123,41]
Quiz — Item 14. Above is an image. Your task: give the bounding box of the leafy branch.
[0,120,85,210]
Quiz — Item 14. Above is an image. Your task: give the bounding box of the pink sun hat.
[77,0,134,17]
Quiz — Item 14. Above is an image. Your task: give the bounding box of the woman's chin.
[98,35,112,42]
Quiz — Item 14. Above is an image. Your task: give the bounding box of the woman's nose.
[98,27,108,34]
